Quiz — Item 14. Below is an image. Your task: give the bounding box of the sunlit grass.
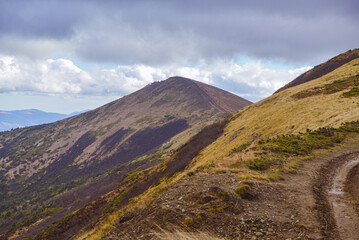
[155,229,224,240]
[189,58,359,171]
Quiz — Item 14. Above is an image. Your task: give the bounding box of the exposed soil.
[313,149,359,240]
[346,163,359,209]
[328,158,359,240]
[105,147,359,240]
[106,174,315,240]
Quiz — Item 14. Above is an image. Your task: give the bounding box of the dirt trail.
[328,157,359,240]
[104,147,359,240]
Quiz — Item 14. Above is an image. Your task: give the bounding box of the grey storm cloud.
[0,0,358,65]
[0,1,83,38]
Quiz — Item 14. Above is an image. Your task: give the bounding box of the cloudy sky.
[0,0,358,113]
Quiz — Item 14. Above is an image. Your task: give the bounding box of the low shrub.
[292,75,359,99]
[268,171,284,181]
[216,191,230,201]
[246,122,359,177]
[247,156,272,170]
[342,87,359,97]
[235,184,255,199]
[231,142,251,154]
[184,217,194,225]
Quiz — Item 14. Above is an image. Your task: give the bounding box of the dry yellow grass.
[189,58,359,169]
[155,230,224,240]
[74,170,181,240]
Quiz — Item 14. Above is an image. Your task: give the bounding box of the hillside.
[275,48,359,93]
[0,76,251,239]
[65,50,359,240]
[191,57,359,168]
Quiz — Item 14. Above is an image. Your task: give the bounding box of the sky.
[0,0,358,114]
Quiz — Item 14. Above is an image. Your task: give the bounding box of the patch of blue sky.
[235,55,302,70]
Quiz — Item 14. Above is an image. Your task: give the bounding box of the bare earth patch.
[105,146,359,240]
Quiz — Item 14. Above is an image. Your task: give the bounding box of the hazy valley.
[0,109,85,132]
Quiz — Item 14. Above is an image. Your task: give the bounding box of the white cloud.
[0,56,93,94]
[0,55,311,102]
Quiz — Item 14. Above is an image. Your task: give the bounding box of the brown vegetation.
[32,118,229,239]
[0,77,251,238]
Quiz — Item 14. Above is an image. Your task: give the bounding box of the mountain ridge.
[0,76,251,180]
[0,76,251,239]
[275,48,359,93]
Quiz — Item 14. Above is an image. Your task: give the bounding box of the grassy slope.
[275,48,359,93]
[189,58,359,171]
[70,58,359,239]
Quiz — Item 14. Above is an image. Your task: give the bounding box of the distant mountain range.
[0,109,87,132]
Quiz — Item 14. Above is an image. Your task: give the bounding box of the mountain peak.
[107,76,251,121]
[166,75,192,81]
[0,76,252,238]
